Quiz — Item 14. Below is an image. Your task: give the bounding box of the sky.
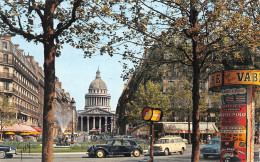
[12,35,127,111]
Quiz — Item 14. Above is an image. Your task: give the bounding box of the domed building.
[77,69,115,134]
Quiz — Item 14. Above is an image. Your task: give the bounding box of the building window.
[4,82,9,91]
[3,42,7,49]
[3,54,8,63]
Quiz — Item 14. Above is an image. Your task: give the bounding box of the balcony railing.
[0,72,14,80]
[0,57,13,65]
[0,57,39,87]
[16,104,41,118]
[0,86,14,93]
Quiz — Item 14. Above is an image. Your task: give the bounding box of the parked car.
[15,135,24,142]
[200,138,220,159]
[182,139,188,144]
[152,136,186,156]
[23,136,37,142]
[0,145,17,158]
[87,138,143,158]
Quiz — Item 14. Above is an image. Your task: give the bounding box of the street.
[2,144,259,162]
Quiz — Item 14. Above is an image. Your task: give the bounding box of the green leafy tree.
[112,1,260,160]
[0,1,116,161]
[126,80,170,126]
[0,94,18,141]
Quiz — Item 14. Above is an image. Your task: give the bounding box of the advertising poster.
[221,104,246,126]
[220,85,247,162]
[220,126,247,162]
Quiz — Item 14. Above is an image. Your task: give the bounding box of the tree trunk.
[190,1,200,161]
[42,41,55,162]
[191,63,201,162]
[42,1,55,161]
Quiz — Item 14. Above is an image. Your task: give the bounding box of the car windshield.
[208,140,220,145]
[155,139,169,144]
[106,140,113,145]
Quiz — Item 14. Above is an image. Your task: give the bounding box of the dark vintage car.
[87,138,143,158]
[200,138,220,159]
[0,145,17,158]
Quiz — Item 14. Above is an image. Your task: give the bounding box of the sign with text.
[220,85,247,162]
[221,104,247,126]
[220,126,247,162]
[209,70,260,91]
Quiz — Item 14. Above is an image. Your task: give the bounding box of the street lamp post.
[71,98,75,144]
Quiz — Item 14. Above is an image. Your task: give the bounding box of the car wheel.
[133,149,141,157]
[6,154,13,158]
[96,149,105,158]
[0,151,6,159]
[164,148,169,156]
[179,148,184,155]
[203,154,208,159]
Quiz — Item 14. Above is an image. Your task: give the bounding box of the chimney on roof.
[14,44,19,49]
[0,34,12,40]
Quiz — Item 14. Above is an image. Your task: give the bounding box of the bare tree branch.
[53,0,83,39]
[0,11,42,42]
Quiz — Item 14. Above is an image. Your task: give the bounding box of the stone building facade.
[0,35,74,134]
[77,69,115,134]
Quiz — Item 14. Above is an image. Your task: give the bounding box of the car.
[23,135,37,142]
[182,139,188,144]
[200,138,220,159]
[87,138,143,158]
[152,136,186,156]
[0,145,17,158]
[15,135,24,142]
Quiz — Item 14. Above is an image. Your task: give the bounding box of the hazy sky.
[12,36,127,111]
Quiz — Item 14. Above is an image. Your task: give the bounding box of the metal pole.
[149,121,154,162]
[71,108,74,144]
[0,112,2,141]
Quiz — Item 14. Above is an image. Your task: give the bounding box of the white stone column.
[87,116,89,133]
[111,117,113,134]
[81,116,83,132]
[105,117,107,132]
[99,116,101,133]
[93,116,96,130]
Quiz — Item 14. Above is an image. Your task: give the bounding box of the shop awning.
[3,124,37,132]
[31,126,43,132]
[162,122,218,134]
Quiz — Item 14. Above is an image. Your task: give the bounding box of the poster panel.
[220,85,247,161]
[221,104,246,126]
[221,85,247,105]
[224,70,260,86]
[220,126,246,162]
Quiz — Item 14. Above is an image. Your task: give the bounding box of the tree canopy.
[111,0,260,161]
[126,80,170,126]
[0,94,18,141]
[0,1,117,161]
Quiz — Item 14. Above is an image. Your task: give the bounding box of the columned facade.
[77,69,115,134]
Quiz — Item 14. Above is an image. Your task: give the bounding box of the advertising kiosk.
[209,70,259,162]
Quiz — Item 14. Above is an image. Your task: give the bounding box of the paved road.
[2,144,259,162]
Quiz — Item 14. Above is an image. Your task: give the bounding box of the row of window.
[1,53,38,85]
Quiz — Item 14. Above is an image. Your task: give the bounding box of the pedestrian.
[83,135,86,142]
[207,135,211,143]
